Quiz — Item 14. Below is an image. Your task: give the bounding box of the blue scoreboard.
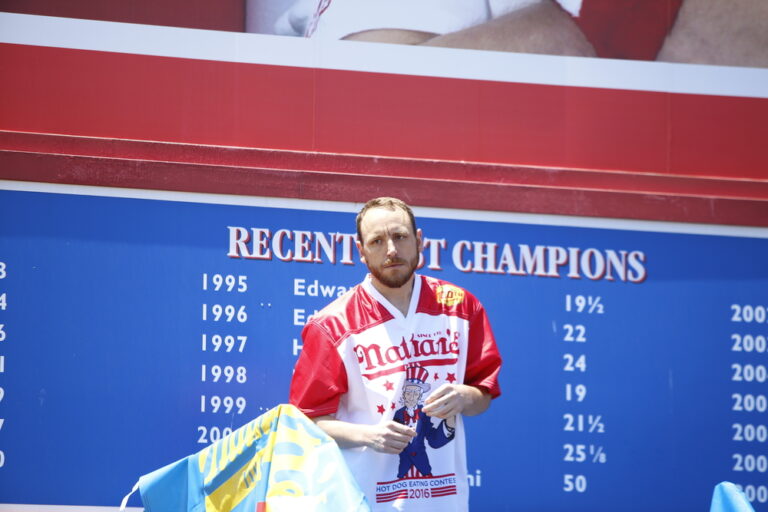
[1,184,766,511]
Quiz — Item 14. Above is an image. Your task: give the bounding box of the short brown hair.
[356,197,417,242]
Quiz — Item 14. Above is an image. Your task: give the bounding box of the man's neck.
[371,274,416,316]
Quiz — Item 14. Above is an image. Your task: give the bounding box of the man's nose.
[386,238,397,257]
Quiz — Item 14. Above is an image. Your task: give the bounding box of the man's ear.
[416,228,424,252]
[355,239,367,264]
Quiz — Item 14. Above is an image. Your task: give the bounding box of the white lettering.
[498,243,521,275]
[446,241,646,283]
[293,309,307,326]
[293,309,320,326]
[424,238,446,270]
[227,226,251,258]
[227,226,648,282]
[581,248,605,280]
[320,283,338,297]
[628,250,647,283]
[336,233,356,265]
[452,240,472,272]
[546,245,568,277]
[273,229,294,261]
[519,245,547,276]
[567,247,581,278]
[314,232,336,263]
[473,241,501,274]
[250,228,271,259]
[293,279,350,298]
[467,469,482,487]
[226,227,357,265]
[604,249,627,281]
[294,230,313,262]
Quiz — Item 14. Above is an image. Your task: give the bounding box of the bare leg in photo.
[658,0,768,68]
[422,0,595,57]
[342,0,595,57]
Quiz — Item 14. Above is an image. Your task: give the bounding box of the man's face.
[356,206,422,289]
[403,385,422,408]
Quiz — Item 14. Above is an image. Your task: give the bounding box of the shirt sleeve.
[289,320,349,417]
[464,302,502,398]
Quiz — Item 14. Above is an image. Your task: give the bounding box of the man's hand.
[422,384,491,419]
[314,415,416,454]
[363,421,417,454]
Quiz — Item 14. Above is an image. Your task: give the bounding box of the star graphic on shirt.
[376,404,385,414]
[446,372,457,383]
[434,373,440,381]
[384,380,394,391]
[391,402,395,410]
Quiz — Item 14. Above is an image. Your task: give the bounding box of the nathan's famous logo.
[354,333,460,379]
[435,285,464,306]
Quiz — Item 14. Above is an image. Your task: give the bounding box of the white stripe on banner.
[0,13,767,99]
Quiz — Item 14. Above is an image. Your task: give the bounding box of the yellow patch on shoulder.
[435,284,465,306]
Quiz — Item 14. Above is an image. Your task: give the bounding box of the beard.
[368,253,419,289]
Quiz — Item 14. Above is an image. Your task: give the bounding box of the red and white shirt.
[290,274,502,511]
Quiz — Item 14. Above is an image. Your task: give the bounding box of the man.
[289,197,502,510]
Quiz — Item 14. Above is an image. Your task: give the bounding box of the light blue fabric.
[126,404,370,512]
[710,482,756,512]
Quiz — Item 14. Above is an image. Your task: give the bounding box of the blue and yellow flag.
[123,404,370,512]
